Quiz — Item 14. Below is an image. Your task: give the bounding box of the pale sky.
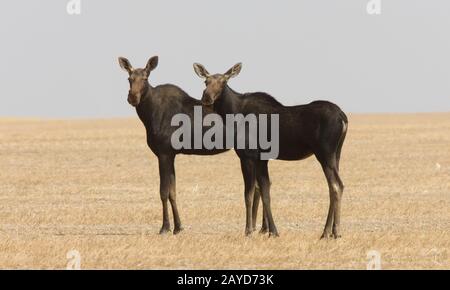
[1,0,449,117]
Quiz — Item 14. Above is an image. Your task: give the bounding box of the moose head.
[118,56,159,107]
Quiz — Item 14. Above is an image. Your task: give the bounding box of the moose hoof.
[269,231,279,238]
[245,229,254,237]
[173,227,184,235]
[332,227,341,239]
[159,227,171,235]
[259,227,269,234]
[320,232,333,240]
[332,233,342,239]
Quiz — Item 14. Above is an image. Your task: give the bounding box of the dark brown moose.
[193,62,348,239]
[118,56,240,235]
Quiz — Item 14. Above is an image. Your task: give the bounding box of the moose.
[193,62,348,239]
[118,56,265,235]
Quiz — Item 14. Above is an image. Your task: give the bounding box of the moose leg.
[332,170,344,239]
[252,184,269,234]
[332,121,346,238]
[260,208,269,234]
[252,185,260,232]
[261,181,271,234]
[319,158,342,239]
[256,160,278,237]
[158,154,173,234]
[166,157,183,235]
[240,159,256,236]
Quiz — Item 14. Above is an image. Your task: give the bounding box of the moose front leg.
[158,154,174,234]
[252,184,269,234]
[241,159,256,236]
[256,160,278,237]
[252,185,260,232]
[167,161,183,235]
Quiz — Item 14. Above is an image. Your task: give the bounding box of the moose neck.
[136,82,155,124]
[214,85,243,116]
[142,82,155,101]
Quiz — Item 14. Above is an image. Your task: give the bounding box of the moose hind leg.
[319,160,340,240]
[331,169,344,239]
[320,194,334,239]
[332,118,346,237]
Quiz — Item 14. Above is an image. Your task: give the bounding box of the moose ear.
[145,56,159,74]
[224,63,242,79]
[118,57,133,74]
[193,63,210,79]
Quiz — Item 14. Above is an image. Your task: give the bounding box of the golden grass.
[0,113,450,269]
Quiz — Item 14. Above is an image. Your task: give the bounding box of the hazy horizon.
[1,1,450,118]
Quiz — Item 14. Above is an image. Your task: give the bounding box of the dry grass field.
[0,113,450,269]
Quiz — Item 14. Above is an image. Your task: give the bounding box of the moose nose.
[201,92,213,106]
[128,93,140,107]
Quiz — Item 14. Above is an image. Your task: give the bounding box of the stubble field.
[0,113,449,269]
